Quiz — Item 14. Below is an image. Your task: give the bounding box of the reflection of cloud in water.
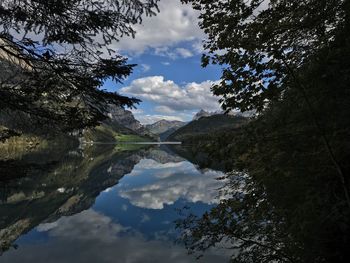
[102,187,114,193]
[118,159,226,209]
[141,214,151,223]
[37,210,128,242]
[121,160,184,178]
[131,159,185,171]
[2,209,229,263]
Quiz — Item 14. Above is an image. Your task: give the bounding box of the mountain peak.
[193,109,211,121]
[145,119,186,137]
[192,109,230,121]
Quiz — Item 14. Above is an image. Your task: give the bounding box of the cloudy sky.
[103,0,222,124]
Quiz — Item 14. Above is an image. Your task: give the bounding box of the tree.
[0,0,159,133]
[182,0,348,112]
[184,0,350,213]
[176,1,350,261]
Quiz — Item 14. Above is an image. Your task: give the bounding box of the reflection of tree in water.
[0,144,155,255]
[177,163,350,262]
[177,171,292,262]
[0,144,190,255]
[175,86,350,262]
[175,31,350,261]
[171,3,350,259]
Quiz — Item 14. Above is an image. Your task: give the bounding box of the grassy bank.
[0,134,48,160]
[83,123,153,143]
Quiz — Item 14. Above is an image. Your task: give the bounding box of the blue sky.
[102,0,223,124]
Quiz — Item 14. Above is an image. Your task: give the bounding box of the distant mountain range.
[145,120,186,141]
[1,101,251,144]
[139,110,251,142]
[82,105,157,143]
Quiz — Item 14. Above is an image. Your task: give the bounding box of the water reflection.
[175,157,350,262]
[0,144,229,262]
[117,159,225,209]
[2,209,229,263]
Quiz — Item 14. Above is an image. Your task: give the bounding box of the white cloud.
[132,113,187,125]
[121,76,222,112]
[130,108,144,115]
[118,159,226,209]
[154,46,195,59]
[154,106,175,114]
[154,47,176,59]
[113,0,204,56]
[192,41,205,53]
[175,48,193,58]
[141,64,151,72]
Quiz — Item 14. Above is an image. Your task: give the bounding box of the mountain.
[107,105,157,140]
[168,114,248,142]
[0,104,155,146]
[1,44,153,145]
[192,109,214,120]
[107,105,143,131]
[146,119,186,135]
[81,105,157,143]
[193,109,255,121]
[145,120,186,141]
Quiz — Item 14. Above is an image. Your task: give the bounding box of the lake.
[2,140,350,262]
[0,143,231,262]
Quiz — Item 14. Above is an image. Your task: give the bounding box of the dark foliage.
[182,0,348,112]
[0,0,159,133]
[176,33,350,263]
[175,1,350,261]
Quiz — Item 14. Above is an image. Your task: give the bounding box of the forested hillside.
[168,114,247,142]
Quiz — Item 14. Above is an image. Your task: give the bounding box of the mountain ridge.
[167,114,248,142]
[145,119,186,141]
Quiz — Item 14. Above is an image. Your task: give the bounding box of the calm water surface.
[0,144,230,262]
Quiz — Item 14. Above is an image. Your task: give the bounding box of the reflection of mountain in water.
[0,144,185,254]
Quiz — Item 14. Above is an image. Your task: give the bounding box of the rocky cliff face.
[106,105,157,140]
[107,105,143,131]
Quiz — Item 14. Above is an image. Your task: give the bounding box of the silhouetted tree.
[0,0,159,133]
[176,1,350,261]
[182,0,348,112]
